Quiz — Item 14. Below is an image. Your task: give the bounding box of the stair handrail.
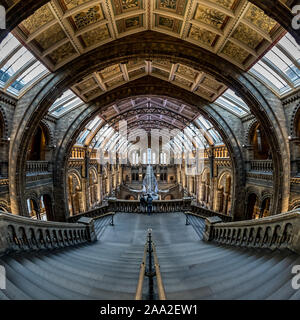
[135,229,167,300]
[152,242,166,300]
[135,243,148,300]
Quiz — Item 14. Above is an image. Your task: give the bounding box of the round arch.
[8,32,289,220]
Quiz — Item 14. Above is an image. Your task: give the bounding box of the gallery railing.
[203,209,300,254]
[0,212,96,255]
[249,160,273,172]
[108,198,192,214]
[190,202,233,222]
[26,161,51,174]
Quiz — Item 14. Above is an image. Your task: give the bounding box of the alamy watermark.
[292,5,300,30]
[95,120,208,176]
[0,265,6,290]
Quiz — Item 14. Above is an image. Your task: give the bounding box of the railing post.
[185,214,190,225]
[146,228,155,300]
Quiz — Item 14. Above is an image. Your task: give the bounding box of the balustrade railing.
[190,203,233,222]
[249,160,273,172]
[26,161,51,174]
[108,199,192,214]
[203,209,300,254]
[0,212,96,255]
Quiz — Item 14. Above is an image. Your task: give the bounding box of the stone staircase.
[0,212,299,300]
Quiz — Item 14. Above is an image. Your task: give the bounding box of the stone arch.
[216,169,233,215]
[0,106,9,140]
[8,33,288,220]
[289,199,300,211]
[88,166,99,208]
[67,169,83,216]
[0,200,10,212]
[40,120,55,148]
[245,119,259,146]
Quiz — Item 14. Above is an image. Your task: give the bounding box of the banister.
[135,229,167,300]
[0,212,97,255]
[135,244,148,300]
[204,209,300,254]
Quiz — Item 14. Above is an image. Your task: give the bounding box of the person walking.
[147,194,153,216]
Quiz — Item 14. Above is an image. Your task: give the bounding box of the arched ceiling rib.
[12,0,285,72]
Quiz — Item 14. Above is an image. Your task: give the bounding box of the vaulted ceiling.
[13,0,285,72]
[73,58,227,102]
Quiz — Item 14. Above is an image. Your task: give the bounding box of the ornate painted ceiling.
[12,0,285,72]
[72,58,226,102]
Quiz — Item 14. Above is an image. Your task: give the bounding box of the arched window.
[27,125,47,161]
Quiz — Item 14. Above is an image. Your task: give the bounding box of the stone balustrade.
[68,203,111,223]
[203,209,300,254]
[250,160,273,172]
[107,198,192,213]
[190,203,233,222]
[0,212,96,255]
[26,161,51,174]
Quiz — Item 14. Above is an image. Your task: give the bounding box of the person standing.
[147,194,153,216]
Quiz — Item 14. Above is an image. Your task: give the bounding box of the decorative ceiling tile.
[100,64,121,79]
[155,14,182,34]
[80,25,110,47]
[127,58,145,68]
[152,67,169,78]
[128,68,145,78]
[21,4,55,34]
[116,15,143,33]
[34,23,67,51]
[194,4,228,29]
[202,77,222,91]
[156,0,188,16]
[84,87,103,100]
[174,76,192,88]
[69,4,105,31]
[208,0,236,10]
[177,64,198,80]
[48,42,77,65]
[153,59,172,69]
[196,86,214,99]
[106,75,124,88]
[244,4,277,34]
[221,41,250,64]
[76,77,97,92]
[232,22,264,49]
[188,25,217,46]
[59,0,92,11]
[111,0,143,15]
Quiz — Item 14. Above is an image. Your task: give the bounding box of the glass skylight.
[249,32,300,95]
[0,34,50,96]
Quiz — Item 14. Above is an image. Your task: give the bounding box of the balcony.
[26,161,51,175]
[249,160,273,173]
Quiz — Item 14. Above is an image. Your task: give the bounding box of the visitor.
[140,195,146,213]
[147,194,153,216]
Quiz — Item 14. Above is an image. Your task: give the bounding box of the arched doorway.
[250,123,271,160]
[26,198,40,220]
[217,172,232,215]
[40,194,54,221]
[27,125,47,161]
[246,193,260,220]
[67,172,82,216]
[89,168,98,208]
[261,197,271,218]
